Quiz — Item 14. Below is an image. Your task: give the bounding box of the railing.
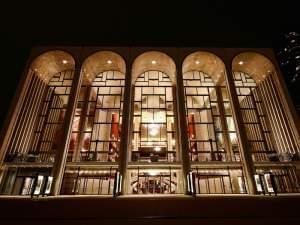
[129,167,179,194]
[192,167,247,194]
[61,167,117,195]
[255,166,300,194]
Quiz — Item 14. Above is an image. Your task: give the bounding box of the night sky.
[0,1,299,128]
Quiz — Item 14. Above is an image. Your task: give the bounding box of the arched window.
[182,52,246,195]
[131,70,176,162]
[68,70,125,162]
[128,51,182,195]
[182,52,239,162]
[232,52,300,162]
[61,51,125,195]
[1,50,75,195]
[232,52,300,193]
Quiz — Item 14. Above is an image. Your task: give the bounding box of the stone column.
[73,86,91,162]
[118,63,132,195]
[0,68,34,163]
[176,63,191,194]
[224,64,257,195]
[51,64,83,196]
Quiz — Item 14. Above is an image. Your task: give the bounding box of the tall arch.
[182,52,246,194]
[232,52,300,161]
[61,51,126,195]
[232,52,300,193]
[127,51,182,195]
[4,50,76,163]
[1,50,76,195]
[132,51,176,84]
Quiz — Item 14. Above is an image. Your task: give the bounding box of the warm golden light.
[149,123,159,136]
[154,146,161,152]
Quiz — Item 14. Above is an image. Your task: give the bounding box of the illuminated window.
[182,52,240,162]
[61,168,116,195]
[234,72,275,161]
[233,52,300,162]
[131,71,177,162]
[3,51,75,164]
[4,71,73,163]
[67,71,125,162]
[192,168,246,194]
[255,166,300,193]
[128,168,180,194]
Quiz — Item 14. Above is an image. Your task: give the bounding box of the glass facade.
[131,71,177,162]
[67,70,125,163]
[183,71,239,162]
[0,48,300,197]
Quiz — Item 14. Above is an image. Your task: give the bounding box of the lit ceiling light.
[238,61,244,65]
[148,171,158,176]
[154,146,161,152]
[149,127,159,136]
[62,60,68,64]
[149,123,159,136]
[107,60,112,64]
[172,139,175,146]
[195,60,200,65]
[151,60,157,65]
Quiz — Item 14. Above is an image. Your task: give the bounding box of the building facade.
[0,46,300,199]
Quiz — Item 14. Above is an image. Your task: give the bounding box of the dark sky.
[0,1,299,128]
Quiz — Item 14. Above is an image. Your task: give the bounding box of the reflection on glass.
[21,177,35,195]
[44,176,53,195]
[33,175,44,195]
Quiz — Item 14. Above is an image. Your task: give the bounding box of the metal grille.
[61,167,116,195]
[131,71,177,162]
[31,70,74,162]
[183,71,240,162]
[234,72,275,161]
[192,167,246,194]
[0,167,51,195]
[129,167,178,194]
[67,71,125,162]
[5,71,47,162]
[5,70,74,163]
[255,166,300,193]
